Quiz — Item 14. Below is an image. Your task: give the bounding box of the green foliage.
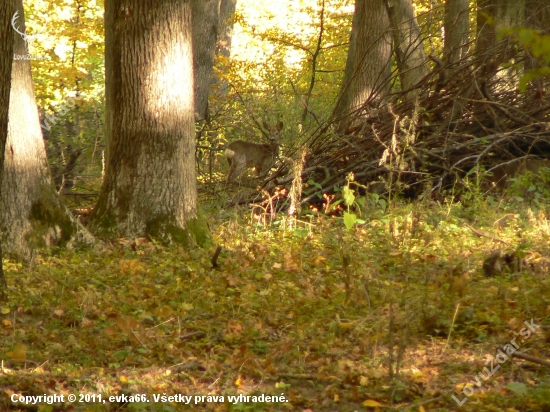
[201,0,353,181]
[505,167,550,204]
[500,27,550,91]
[25,0,105,205]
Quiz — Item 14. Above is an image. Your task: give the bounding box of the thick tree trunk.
[444,0,470,64]
[0,0,15,301]
[92,0,209,246]
[1,0,92,260]
[386,0,429,96]
[333,0,392,126]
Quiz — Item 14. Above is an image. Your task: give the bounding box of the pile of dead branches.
[288,44,550,204]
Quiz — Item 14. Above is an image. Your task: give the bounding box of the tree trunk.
[192,0,222,121]
[386,0,429,97]
[333,0,392,126]
[91,0,209,246]
[214,0,237,98]
[476,0,497,55]
[524,0,550,96]
[191,0,237,121]
[1,0,92,260]
[0,0,15,301]
[525,0,549,32]
[476,0,525,89]
[218,0,237,59]
[444,0,470,64]
[477,0,525,53]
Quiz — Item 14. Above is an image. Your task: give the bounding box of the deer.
[226,121,283,182]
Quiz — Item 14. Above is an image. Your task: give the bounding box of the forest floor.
[1,184,550,411]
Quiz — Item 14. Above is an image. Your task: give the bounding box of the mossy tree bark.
[333,0,392,128]
[0,0,15,301]
[0,0,92,260]
[91,0,210,246]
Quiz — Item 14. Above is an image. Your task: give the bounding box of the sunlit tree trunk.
[333,0,392,127]
[1,0,91,259]
[386,0,429,97]
[0,0,15,301]
[91,0,209,245]
[444,0,470,64]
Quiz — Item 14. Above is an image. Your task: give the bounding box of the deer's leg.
[227,159,236,182]
[229,154,246,182]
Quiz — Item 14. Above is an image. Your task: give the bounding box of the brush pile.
[288,44,550,204]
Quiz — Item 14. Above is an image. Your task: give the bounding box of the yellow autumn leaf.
[315,255,326,264]
[10,344,26,361]
[1,307,10,315]
[235,375,243,387]
[419,405,426,412]
[119,375,128,383]
[359,376,369,386]
[181,303,193,311]
[363,399,383,407]
[2,319,11,327]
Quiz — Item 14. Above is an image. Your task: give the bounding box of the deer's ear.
[262,121,269,130]
[277,121,283,131]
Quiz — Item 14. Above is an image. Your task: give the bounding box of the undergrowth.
[1,189,550,411]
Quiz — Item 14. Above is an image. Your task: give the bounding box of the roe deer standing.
[226,121,283,182]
